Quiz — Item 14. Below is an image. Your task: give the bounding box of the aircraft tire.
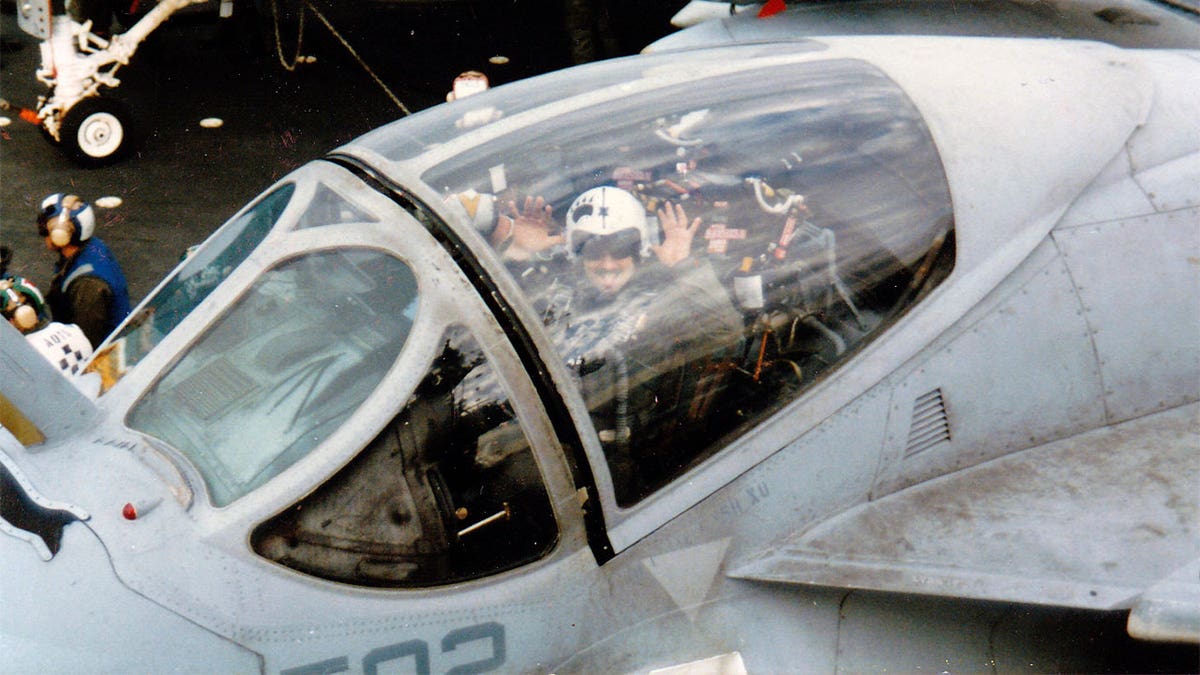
[39,123,61,147]
[59,97,135,167]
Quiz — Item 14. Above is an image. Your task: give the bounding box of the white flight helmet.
[565,186,651,260]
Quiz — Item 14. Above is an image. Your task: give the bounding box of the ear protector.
[12,304,37,331]
[37,193,95,248]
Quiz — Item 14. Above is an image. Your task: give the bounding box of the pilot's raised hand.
[652,201,701,268]
[493,196,563,260]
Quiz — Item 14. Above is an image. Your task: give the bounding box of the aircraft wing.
[728,403,1200,642]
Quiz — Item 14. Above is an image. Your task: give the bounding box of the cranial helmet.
[37,193,96,248]
[565,186,651,260]
[1,276,49,333]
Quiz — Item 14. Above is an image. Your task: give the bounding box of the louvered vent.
[904,388,951,458]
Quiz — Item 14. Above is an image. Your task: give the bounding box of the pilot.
[38,193,132,348]
[498,185,748,343]
[461,183,744,350]
[495,187,705,292]
[500,186,744,499]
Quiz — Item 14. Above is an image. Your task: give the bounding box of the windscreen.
[89,169,395,395]
[88,184,293,391]
[127,249,418,506]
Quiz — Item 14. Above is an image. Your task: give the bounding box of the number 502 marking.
[281,621,505,675]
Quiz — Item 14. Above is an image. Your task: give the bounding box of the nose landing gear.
[15,0,202,166]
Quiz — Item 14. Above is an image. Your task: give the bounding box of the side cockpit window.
[252,325,557,588]
[426,59,955,506]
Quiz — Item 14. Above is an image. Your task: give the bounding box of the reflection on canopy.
[425,57,955,505]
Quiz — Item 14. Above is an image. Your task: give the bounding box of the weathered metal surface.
[730,403,1200,611]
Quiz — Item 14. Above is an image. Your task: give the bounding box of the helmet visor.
[574,228,641,260]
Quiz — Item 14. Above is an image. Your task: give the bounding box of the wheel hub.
[77,112,123,158]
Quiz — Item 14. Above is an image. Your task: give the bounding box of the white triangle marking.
[643,538,732,622]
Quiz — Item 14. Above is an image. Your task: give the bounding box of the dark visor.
[574,228,641,260]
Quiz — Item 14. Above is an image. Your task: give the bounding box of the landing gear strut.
[15,0,204,166]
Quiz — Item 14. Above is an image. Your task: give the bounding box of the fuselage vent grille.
[905,388,951,458]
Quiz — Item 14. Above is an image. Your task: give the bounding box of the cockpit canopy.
[104,43,954,587]
[412,49,954,504]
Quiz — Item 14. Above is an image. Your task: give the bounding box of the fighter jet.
[2,33,1197,673]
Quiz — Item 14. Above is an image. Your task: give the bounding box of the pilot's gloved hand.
[651,201,701,267]
[494,196,564,261]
